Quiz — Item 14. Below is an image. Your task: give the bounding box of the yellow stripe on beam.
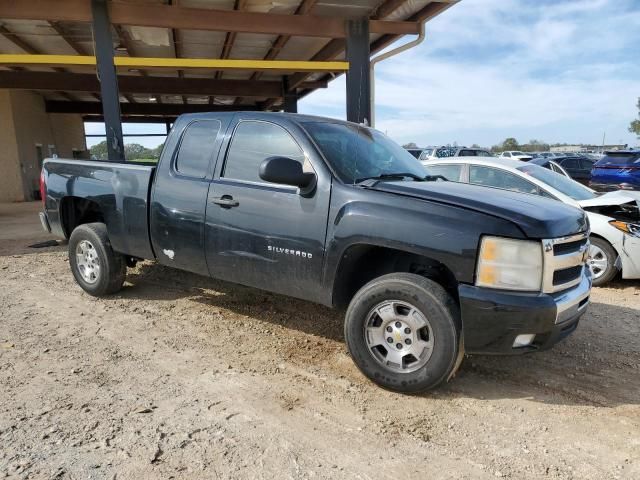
[0,54,349,72]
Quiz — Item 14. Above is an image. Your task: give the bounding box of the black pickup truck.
[40,112,592,392]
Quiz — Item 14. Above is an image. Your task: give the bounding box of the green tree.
[124,143,153,161]
[152,142,165,159]
[89,140,109,160]
[630,97,640,138]
[502,137,519,150]
[402,142,418,148]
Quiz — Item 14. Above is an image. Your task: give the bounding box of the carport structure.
[0,0,458,163]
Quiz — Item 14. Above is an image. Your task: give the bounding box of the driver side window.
[223,121,306,183]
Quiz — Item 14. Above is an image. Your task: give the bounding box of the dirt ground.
[1,202,639,479]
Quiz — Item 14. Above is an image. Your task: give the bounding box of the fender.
[320,182,525,305]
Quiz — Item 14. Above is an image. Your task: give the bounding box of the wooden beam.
[48,21,102,101]
[370,2,454,54]
[0,54,349,72]
[113,25,140,104]
[251,0,318,82]
[0,70,287,97]
[293,1,457,102]
[373,0,407,20]
[0,0,419,38]
[48,100,258,115]
[48,21,88,55]
[0,24,75,101]
[215,0,247,104]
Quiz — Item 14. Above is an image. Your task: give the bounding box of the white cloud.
[300,0,640,148]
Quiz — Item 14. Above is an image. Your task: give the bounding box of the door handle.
[212,195,239,208]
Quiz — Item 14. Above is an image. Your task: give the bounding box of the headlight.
[609,220,640,238]
[476,236,543,291]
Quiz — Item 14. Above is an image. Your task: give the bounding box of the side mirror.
[259,156,316,190]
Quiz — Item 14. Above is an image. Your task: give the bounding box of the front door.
[204,117,330,301]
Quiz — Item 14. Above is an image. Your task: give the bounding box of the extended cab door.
[204,115,331,302]
[150,115,232,276]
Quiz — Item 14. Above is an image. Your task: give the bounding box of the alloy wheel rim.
[588,244,608,279]
[76,240,100,284]
[363,300,435,374]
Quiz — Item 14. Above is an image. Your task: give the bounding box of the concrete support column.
[92,0,124,161]
[345,18,371,125]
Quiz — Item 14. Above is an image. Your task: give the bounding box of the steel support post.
[91,0,124,161]
[345,18,371,125]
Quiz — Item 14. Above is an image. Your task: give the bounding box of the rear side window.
[175,120,221,178]
[470,165,539,195]
[423,164,463,181]
[596,153,640,166]
[223,121,305,183]
[419,149,433,160]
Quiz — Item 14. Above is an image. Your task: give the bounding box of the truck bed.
[42,159,156,260]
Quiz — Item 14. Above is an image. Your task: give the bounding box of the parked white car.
[422,157,640,286]
[419,146,493,162]
[499,151,533,161]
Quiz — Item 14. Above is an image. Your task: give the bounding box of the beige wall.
[0,90,86,202]
[0,91,24,202]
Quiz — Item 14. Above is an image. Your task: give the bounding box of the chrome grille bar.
[541,232,589,293]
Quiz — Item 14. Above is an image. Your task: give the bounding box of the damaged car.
[422,157,640,286]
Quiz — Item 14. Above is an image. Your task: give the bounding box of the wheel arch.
[331,243,459,310]
[59,196,105,239]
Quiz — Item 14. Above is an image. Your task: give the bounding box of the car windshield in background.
[517,164,596,201]
[304,122,426,184]
[596,153,640,166]
[512,151,526,156]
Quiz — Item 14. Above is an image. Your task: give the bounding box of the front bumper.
[459,268,591,354]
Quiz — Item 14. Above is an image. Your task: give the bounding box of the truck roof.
[177,111,364,127]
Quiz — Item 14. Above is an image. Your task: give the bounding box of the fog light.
[513,334,536,348]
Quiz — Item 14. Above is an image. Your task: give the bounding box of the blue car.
[590,150,640,191]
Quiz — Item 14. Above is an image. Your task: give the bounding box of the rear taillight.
[39,170,46,206]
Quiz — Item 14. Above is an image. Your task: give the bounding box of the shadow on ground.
[116,262,639,408]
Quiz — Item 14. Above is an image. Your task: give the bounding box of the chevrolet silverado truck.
[40,112,592,392]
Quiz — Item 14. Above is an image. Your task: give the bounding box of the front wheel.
[344,273,460,393]
[68,223,127,296]
[588,237,618,287]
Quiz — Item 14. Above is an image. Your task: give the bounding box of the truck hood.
[370,180,588,239]
[577,191,640,223]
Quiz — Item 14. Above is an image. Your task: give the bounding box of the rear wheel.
[588,237,618,287]
[344,273,460,393]
[68,223,126,296]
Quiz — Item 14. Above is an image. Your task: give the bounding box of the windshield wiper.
[354,173,447,185]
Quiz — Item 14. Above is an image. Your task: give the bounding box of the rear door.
[204,116,331,301]
[558,157,582,181]
[150,115,231,275]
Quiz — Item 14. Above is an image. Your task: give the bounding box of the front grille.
[553,265,583,286]
[553,238,588,256]
[542,232,589,293]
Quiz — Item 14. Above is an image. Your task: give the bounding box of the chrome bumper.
[554,267,592,324]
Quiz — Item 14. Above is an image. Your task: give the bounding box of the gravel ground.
[0,203,639,479]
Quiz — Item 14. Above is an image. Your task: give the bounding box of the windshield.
[512,151,526,156]
[304,122,426,184]
[517,164,596,201]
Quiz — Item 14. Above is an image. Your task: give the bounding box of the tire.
[588,237,618,287]
[68,223,127,296]
[344,273,460,393]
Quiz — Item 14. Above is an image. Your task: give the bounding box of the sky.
[86,0,640,150]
